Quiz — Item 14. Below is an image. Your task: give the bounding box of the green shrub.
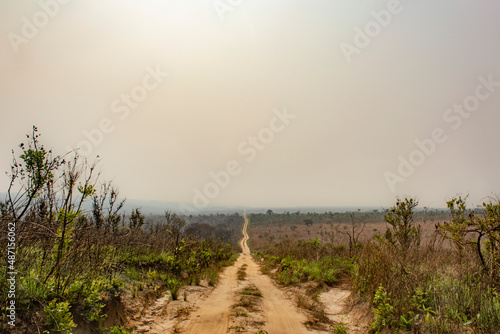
[81,280,107,323]
[333,317,348,334]
[370,285,397,333]
[384,197,421,252]
[166,277,182,300]
[274,256,355,286]
[108,326,130,334]
[44,300,76,334]
[19,269,54,303]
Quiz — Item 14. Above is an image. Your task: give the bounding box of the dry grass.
[232,284,263,313]
[240,286,263,298]
[229,284,266,334]
[249,219,443,252]
[237,267,247,281]
[232,307,248,317]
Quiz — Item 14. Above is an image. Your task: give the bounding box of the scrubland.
[249,198,500,333]
[0,128,243,333]
[2,127,499,334]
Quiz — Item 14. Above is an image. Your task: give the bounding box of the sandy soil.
[129,285,210,333]
[318,288,371,334]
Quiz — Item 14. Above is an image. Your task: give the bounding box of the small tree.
[44,154,100,293]
[437,196,469,261]
[438,196,500,277]
[92,181,124,230]
[129,208,145,230]
[339,212,365,256]
[165,211,186,258]
[304,219,313,226]
[384,197,421,251]
[6,126,63,223]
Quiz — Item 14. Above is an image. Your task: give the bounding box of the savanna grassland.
[248,209,447,252]
[248,200,500,333]
[2,127,500,334]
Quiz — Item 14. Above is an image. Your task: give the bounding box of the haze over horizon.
[1,1,500,210]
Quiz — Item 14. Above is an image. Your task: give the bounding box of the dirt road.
[182,216,309,334]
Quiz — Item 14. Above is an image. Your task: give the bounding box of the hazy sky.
[1,0,500,210]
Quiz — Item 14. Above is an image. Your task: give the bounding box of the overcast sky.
[1,0,500,210]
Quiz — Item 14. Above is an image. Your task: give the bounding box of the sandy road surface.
[182,216,309,334]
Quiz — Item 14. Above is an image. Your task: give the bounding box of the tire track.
[182,215,309,334]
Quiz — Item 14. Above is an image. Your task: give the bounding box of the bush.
[333,317,348,334]
[107,326,130,334]
[166,277,183,300]
[384,197,421,252]
[370,285,397,333]
[44,300,76,334]
[274,255,356,286]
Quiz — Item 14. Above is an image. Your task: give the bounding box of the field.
[248,210,447,251]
